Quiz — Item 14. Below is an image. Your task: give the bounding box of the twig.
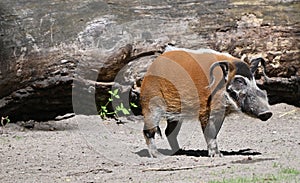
[279,109,297,118]
[142,163,227,172]
[67,168,112,176]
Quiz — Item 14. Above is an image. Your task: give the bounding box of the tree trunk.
[0,0,299,122]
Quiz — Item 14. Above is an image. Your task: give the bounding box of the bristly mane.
[164,45,234,59]
[232,61,253,80]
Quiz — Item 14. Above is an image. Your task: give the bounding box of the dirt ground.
[0,103,299,182]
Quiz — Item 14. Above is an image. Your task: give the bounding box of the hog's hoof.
[147,143,164,158]
[208,149,223,157]
[148,149,164,158]
[209,152,223,157]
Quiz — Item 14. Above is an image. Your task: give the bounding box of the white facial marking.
[234,75,261,89]
[224,91,238,110]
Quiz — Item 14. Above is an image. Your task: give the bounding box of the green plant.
[13,135,23,140]
[273,162,280,168]
[280,167,300,175]
[1,116,10,127]
[209,166,300,183]
[99,89,137,120]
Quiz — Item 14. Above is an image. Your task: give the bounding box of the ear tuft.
[250,57,266,74]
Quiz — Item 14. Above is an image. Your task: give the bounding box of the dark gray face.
[227,75,272,121]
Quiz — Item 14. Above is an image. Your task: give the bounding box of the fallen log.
[0,43,162,122]
[257,76,300,107]
[0,0,299,123]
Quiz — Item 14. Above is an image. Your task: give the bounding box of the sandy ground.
[0,103,299,182]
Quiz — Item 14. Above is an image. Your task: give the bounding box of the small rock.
[19,120,35,129]
[88,86,95,93]
[55,113,75,121]
[51,70,61,75]
[16,69,22,77]
[60,59,69,64]
[237,14,263,29]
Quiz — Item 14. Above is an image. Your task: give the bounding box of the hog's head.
[226,59,272,121]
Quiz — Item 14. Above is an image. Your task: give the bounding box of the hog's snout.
[258,111,272,121]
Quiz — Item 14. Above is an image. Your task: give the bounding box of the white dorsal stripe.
[164,45,234,58]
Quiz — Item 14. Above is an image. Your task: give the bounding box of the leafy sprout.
[99,89,137,120]
[1,116,10,127]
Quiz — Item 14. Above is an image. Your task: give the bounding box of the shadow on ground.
[136,148,261,158]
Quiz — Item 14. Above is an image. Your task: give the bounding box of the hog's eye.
[234,77,247,86]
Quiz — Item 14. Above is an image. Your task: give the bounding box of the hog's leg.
[143,106,164,158]
[165,119,182,155]
[203,109,225,157]
[143,126,162,158]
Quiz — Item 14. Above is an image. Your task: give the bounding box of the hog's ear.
[207,61,231,88]
[250,57,267,75]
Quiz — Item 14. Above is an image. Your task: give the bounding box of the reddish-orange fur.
[141,50,238,130]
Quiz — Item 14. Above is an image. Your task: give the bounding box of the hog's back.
[140,50,231,118]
